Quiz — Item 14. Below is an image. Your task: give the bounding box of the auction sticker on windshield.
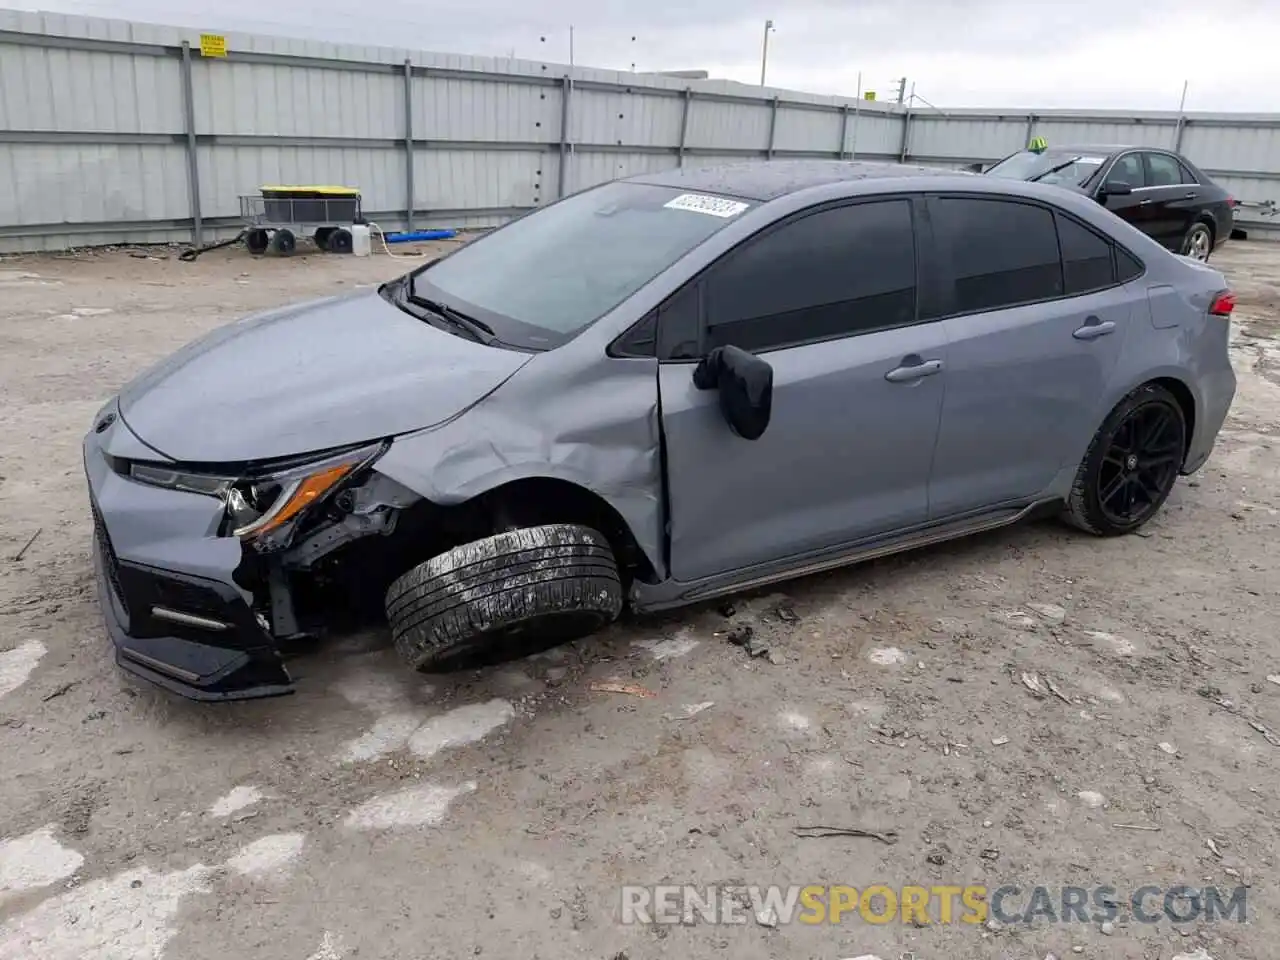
[664,194,751,218]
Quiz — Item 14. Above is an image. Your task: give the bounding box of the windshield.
[409,181,752,349]
[985,150,1107,187]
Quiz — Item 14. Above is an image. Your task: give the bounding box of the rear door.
[1142,151,1201,248]
[924,195,1133,517]
[656,197,948,582]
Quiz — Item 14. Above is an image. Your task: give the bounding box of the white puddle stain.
[306,931,344,960]
[1078,790,1106,808]
[633,632,700,660]
[0,864,211,960]
[0,833,307,959]
[780,711,811,731]
[0,825,84,899]
[0,640,46,700]
[344,781,477,830]
[338,711,425,764]
[208,785,265,818]
[406,699,514,760]
[224,833,306,879]
[867,646,907,666]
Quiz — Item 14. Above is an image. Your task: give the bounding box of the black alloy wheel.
[1065,383,1186,536]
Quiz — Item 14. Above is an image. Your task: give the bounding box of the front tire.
[1065,383,1186,536]
[385,524,623,672]
[1181,222,1213,261]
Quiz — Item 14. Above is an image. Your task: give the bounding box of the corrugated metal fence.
[3,9,1279,252]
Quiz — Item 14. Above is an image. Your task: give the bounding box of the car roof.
[1044,143,1184,157]
[626,160,960,202]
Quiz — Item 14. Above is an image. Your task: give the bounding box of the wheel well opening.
[1151,377,1196,457]
[477,477,657,586]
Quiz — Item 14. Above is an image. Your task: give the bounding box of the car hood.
[118,290,533,463]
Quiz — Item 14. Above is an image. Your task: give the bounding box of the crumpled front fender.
[374,352,666,578]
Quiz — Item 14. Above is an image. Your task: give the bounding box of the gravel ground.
[1,237,1278,960]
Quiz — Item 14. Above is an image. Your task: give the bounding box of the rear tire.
[327,228,353,254]
[270,228,297,256]
[245,229,270,255]
[1064,383,1186,536]
[313,227,335,251]
[1181,221,1213,261]
[385,524,624,672]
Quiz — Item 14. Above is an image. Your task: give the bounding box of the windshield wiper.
[402,279,499,345]
[1028,158,1082,183]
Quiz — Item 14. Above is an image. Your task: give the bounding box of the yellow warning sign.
[199,34,227,58]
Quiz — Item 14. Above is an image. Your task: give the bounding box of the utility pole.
[760,19,775,86]
[895,76,908,105]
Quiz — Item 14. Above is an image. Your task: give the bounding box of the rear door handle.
[1139,197,1153,206]
[884,357,943,382]
[1184,191,1198,200]
[1073,317,1116,341]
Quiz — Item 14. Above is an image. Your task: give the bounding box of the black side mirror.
[692,345,773,440]
[1101,180,1133,197]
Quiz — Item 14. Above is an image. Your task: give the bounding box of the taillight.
[1208,290,1236,317]
[1227,195,1237,208]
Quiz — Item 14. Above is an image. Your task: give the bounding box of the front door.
[657,197,947,583]
[924,195,1130,517]
[1099,151,1157,237]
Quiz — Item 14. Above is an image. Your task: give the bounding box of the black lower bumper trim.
[93,541,295,702]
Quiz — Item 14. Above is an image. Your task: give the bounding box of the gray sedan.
[83,160,1237,700]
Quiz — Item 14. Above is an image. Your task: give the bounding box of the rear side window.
[932,197,1063,314]
[1056,214,1114,295]
[1116,246,1145,283]
[703,199,916,353]
[1146,153,1190,186]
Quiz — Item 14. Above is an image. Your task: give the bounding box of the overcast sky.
[9,0,1280,111]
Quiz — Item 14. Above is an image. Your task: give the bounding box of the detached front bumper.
[85,414,294,701]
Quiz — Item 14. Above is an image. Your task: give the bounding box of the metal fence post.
[837,104,850,160]
[404,59,414,232]
[898,106,912,162]
[766,96,779,159]
[558,75,573,198]
[179,41,203,248]
[677,87,692,168]
[1174,117,1187,153]
[1023,113,1037,147]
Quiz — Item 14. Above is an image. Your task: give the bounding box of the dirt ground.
[1,236,1278,960]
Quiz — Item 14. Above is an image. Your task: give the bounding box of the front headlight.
[223,444,384,539]
[128,443,384,541]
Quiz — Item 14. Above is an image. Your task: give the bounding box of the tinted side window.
[1109,153,1145,188]
[1116,246,1145,283]
[1146,153,1187,187]
[704,199,916,353]
[1178,160,1200,185]
[933,197,1063,314]
[1056,214,1114,295]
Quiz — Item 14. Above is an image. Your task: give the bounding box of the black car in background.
[981,144,1235,262]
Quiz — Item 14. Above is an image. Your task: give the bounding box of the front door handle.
[884,357,943,382]
[1073,317,1116,340]
[1139,197,1153,206]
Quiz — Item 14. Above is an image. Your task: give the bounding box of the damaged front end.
[86,416,433,701]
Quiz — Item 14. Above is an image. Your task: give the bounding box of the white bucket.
[350,224,371,257]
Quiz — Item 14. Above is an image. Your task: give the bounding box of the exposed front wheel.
[1065,383,1186,536]
[385,524,624,672]
[1181,222,1213,261]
